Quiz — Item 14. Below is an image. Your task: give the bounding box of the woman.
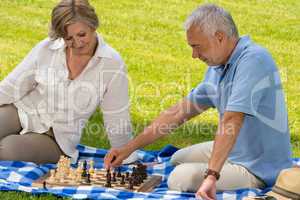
[0,0,136,164]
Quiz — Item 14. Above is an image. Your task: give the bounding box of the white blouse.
[0,34,133,163]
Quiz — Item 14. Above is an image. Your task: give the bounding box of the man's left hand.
[195,176,217,200]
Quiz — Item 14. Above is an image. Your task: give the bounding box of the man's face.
[186,25,228,66]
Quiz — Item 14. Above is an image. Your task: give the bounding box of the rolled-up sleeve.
[187,82,215,108]
[0,45,39,106]
[187,68,216,108]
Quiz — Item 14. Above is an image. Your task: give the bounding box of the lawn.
[0,0,299,199]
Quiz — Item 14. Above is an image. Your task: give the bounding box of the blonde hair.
[49,0,99,40]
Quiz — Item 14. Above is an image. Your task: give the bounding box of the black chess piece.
[127,177,133,190]
[104,181,111,187]
[120,175,125,185]
[125,172,130,181]
[86,173,91,184]
[132,174,140,186]
[117,167,122,177]
[81,160,88,178]
[112,172,117,182]
[43,181,47,190]
[105,172,112,187]
[132,167,136,174]
[139,164,147,179]
[137,174,143,184]
[106,169,110,177]
[83,160,87,170]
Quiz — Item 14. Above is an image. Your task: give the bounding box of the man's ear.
[214,31,225,43]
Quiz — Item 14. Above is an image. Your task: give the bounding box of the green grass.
[0,0,299,199]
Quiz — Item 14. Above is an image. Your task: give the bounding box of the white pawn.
[89,160,95,175]
[48,169,56,183]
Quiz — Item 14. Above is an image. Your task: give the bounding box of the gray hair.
[184,4,239,38]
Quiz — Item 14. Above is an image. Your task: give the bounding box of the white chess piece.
[48,169,56,183]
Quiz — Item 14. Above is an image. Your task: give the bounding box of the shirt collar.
[226,35,251,65]
[213,35,252,72]
[48,33,112,59]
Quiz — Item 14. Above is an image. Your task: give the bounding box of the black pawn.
[82,160,88,178]
[127,177,133,190]
[86,173,91,184]
[105,172,112,187]
[133,176,139,186]
[120,175,125,185]
[43,181,47,190]
[132,167,136,175]
[106,169,110,177]
[104,181,111,187]
[83,160,87,170]
[117,167,122,177]
[112,172,117,182]
[125,172,130,181]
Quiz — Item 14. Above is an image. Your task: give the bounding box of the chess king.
[0,0,137,165]
[104,3,293,200]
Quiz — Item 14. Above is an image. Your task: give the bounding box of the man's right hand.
[104,147,132,169]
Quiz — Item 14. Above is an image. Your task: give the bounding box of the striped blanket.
[0,144,298,199]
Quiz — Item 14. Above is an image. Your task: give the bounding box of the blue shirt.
[187,36,293,186]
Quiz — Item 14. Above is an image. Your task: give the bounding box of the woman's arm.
[0,45,39,106]
[100,63,132,148]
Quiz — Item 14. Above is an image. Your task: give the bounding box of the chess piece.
[75,173,81,183]
[127,177,134,190]
[87,173,91,184]
[125,172,130,181]
[82,173,91,185]
[81,160,88,178]
[67,168,75,179]
[133,176,139,186]
[117,167,122,177]
[48,169,56,183]
[120,175,125,185]
[106,169,110,177]
[89,160,95,175]
[104,181,111,187]
[83,160,87,170]
[112,172,117,182]
[59,172,65,183]
[92,168,99,180]
[43,181,47,190]
[76,166,83,183]
[105,172,112,187]
[132,167,136,175]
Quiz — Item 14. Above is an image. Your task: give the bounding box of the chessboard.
[32,156,162,192]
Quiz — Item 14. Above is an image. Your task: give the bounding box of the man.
[104,4,293,200]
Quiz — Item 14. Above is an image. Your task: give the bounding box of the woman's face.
[64,21,97,56]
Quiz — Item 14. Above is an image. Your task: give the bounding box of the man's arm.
[104,99,209,167]
[196,112,245,200]
[208,111,245,176]
[128,99,209,151]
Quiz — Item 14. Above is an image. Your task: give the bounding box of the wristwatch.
[204,169,220,180]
